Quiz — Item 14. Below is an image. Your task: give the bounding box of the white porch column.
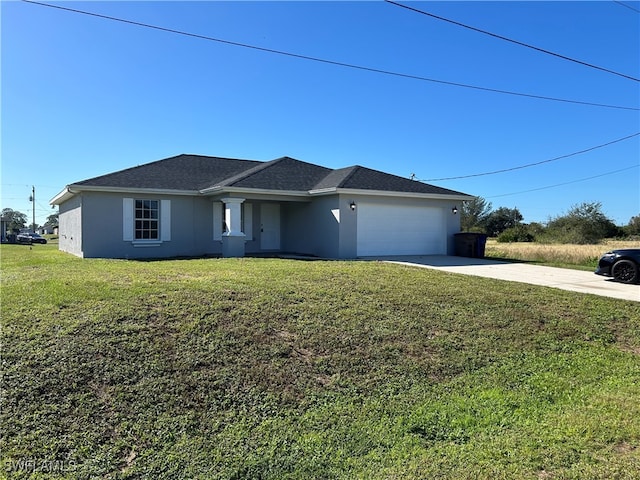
[221,197,245,257]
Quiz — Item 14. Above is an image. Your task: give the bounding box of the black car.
[595,249,640,284]
[17,232,48,244]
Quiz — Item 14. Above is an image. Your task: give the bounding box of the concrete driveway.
[375,255,639,302]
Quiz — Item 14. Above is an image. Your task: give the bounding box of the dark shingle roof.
[312,166,358,190]
[331,165,466,196]
[75,155,262,190]
[72,154,470,197]
[221,157,332,191]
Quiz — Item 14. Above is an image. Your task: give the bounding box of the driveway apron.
[372,255,640,302]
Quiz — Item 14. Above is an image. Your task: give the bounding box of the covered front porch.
[211,194,357,259]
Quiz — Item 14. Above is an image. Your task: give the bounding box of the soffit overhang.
[50,185,200,205]
[310,187,475,201]
[52,184,474,205]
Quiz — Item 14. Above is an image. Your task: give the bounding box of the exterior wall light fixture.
[452,206,458,214]
[350,201,357,211]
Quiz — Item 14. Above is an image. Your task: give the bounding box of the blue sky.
[2,0,639,227]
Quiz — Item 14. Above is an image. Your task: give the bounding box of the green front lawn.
[2,244,639,479]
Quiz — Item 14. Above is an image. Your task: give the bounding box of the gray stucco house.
[50,154,473,259]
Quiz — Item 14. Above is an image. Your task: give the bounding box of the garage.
[356,202,446,256]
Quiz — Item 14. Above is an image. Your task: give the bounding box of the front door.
[260,203,280,250]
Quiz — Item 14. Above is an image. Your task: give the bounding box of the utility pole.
[29,186,35,233]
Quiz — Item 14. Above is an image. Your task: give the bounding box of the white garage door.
[357,203,446,256]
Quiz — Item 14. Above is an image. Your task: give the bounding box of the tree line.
[1,208,58,233]
[461,198,639,244]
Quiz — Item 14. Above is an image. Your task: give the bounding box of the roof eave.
[310,187,474,201]
[50,184,474,206]
[201,186,312,202]
[50,186,75,205]
[50,184,200,205]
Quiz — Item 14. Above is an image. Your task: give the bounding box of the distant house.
[38,226,57,235]
[50,155,473,259]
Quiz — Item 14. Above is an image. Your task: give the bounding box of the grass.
[1,243,640,479]
[484,239,640,270]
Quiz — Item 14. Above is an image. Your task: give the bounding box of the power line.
[386,0,640,83]
[420,132,640,181]
[613,1,640,14]
[36,199,55,212]
[1,183,61,188]
[21,0,639,112]
[486,164,639,199]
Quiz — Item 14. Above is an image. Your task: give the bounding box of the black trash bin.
[474,234,488,258]
[454,233,488,258]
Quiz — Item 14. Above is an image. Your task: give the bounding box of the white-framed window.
[123,198,171,243]
[135,199,159,240]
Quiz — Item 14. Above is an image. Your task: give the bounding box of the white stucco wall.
[58,195,83,257]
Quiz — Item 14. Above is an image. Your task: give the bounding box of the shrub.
[496,225,534,243]
[545,202,619,244]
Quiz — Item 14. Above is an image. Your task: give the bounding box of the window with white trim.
[123,198,170,243]
[135,200,159,240]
